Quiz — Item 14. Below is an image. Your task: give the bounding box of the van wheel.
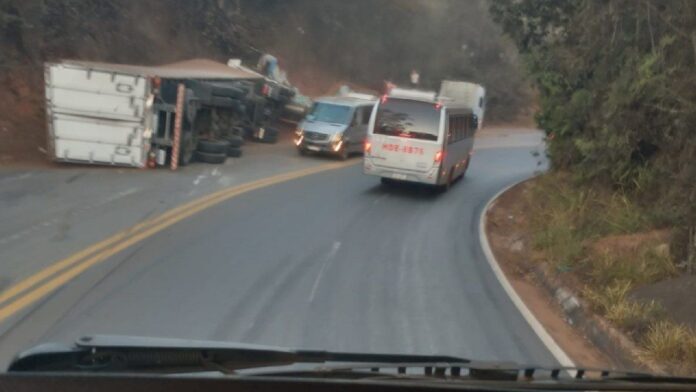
[337,146,349,161]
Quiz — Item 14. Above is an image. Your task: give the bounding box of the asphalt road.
[0,130,553,367]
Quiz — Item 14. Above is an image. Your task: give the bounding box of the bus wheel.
[461,156,471,178]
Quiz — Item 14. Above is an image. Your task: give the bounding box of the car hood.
[300,120,347,135]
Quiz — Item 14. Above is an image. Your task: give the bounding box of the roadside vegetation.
[522,173,694,372]
[490,0,696,373]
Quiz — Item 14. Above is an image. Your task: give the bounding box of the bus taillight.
[434,150,445,163]
[365,141,372,154]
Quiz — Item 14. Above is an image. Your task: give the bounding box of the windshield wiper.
[8,335,696,391]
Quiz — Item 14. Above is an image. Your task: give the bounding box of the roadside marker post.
[170,83,185,171]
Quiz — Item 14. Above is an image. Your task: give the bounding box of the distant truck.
[44,57,295,167]
[438,81,485,130]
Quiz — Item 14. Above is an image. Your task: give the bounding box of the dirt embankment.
[0,69,46,166]
[486,177,696,375]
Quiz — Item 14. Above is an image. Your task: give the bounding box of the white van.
[295,94,376,160]
[363,88,479,189]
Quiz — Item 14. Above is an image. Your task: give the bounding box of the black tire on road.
[227,146,242,158]
[227,135,243,148]
[197,139,230,154]
[179,132,195,166]
[380,177,395,186]
[194,151,227,164]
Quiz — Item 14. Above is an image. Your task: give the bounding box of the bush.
[491,0,696,233]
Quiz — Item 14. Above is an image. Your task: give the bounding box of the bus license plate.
[392,173,408,180]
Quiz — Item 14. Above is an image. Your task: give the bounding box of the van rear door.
[368,98,443,173]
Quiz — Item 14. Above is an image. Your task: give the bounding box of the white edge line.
[479,178,576,368]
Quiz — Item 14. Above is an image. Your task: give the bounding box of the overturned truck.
[44,58,295,168]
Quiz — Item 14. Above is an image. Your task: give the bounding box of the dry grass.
[524,172,695,374]
[588,248,676,288]
[641,322,696,373]
[583,282,663,337]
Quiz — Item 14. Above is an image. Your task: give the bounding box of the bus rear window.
[374,99,440,141]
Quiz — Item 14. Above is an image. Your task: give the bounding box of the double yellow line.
[0,161,356,324]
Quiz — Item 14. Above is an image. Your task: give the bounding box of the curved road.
[0,136,553,367]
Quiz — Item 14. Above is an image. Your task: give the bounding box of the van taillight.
[434,150,445,163]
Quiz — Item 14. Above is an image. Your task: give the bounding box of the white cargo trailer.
[44,58,283,168]
[438,80,486,130]
[45,62,153,167]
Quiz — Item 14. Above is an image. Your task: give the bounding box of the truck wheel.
[178,132,196,166]
[194,151,227,164]
[197,139,230,154]
[242,126,254,139]
[231,127,245,139]
[227,146,242,158]
[227,135,243,148]
[256,127,279,143]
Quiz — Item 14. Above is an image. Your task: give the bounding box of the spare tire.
[178,132,196,166]
[227,146,243,158]
[227,135,243,148]
[194,151,227,164]
[197,139,230,154]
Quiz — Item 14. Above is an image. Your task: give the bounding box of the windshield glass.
[307,103,352,124]
[374,99,440,141]
[3,0,694,382]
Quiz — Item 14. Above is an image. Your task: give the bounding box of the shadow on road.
[363,180,445,201]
